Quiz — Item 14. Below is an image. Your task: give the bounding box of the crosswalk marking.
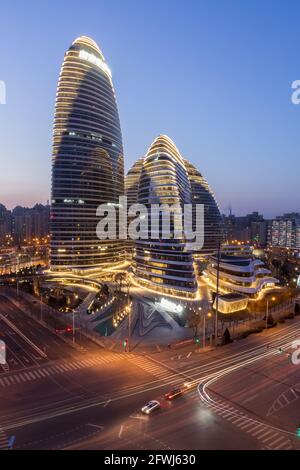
[128,356,178,382]
[253,428,273,440]
[206,397,294,450]
[259,429,275,440]
[270,435,287,447]
[231,417,246,425]
[276,441,293,450]
[262,433,279,444]
[0,426,8,450]
[250,426,267,437]
[0,353,130,388]
[239,421,255,431]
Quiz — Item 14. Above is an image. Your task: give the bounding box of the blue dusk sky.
[0,0,299,217]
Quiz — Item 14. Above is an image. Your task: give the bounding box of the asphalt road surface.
[0,293,108,371]
[1,293,300,450]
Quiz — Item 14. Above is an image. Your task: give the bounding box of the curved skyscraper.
[184,159,223,257]
[125,136,224,297]
[131,135,198,298]
[50,36,124,272]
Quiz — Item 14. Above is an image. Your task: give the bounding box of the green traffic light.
[296,427,300,437]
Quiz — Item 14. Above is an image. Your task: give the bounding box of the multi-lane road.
[0,295,76,370]
[0,290,300,450]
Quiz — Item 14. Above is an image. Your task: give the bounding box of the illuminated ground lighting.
[130,274,202,302]
[113,301,132,328]
[47,280,97,293]
[155,298,184,314]
[213,293,249,314]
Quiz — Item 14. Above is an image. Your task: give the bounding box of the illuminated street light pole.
[266,296,276,329]
[204,311,212,348]
[215,241,221,346]
[202,309,206,348]
[127,277,131,352]
[72,311,75,345]
[40,292,43,322]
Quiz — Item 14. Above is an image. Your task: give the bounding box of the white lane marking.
[69,362,80,369]
[250,425,267,437]
[118,424,124,439]
[242,391,261,404]
[86,423,104,430]
[0,427,7,450]
[275,440,292,450]
[270,435,289,448]
[0,353,129,387]
[231,417,245,425]
[130,414,148,420]
[0,313,47,358]
[187,352,192,359]
[238,421,256,431]
[259,429,274,442]
[262,433,280,444]
[103,399,111,407]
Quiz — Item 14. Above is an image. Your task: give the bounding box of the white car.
[141,400,160,414]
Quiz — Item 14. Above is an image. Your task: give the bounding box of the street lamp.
[215,241,221,346]
[40,292,43,322]
[72,311,75,345]
[266,296,276,329]
[203,311,212,348]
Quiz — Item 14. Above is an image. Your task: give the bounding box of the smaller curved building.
[204,245,279,297]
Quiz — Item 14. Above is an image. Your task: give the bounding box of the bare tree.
[186,305,202,337]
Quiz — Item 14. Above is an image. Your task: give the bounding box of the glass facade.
[50,36,125,272]
[125,136,224,296]
[128,135,198,298]
[184,160,223,257]
[205,247,278,297]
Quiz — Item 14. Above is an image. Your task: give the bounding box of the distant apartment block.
[270,213,300,249]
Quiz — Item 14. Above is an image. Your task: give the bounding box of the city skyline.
[1,2,300,456]
[1,0,300,217]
